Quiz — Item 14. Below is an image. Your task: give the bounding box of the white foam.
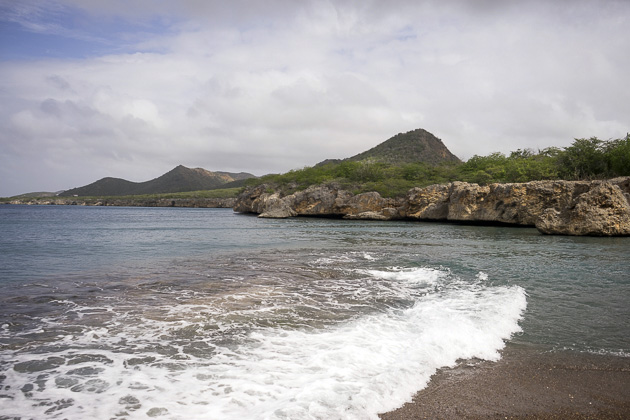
[361,267,448,285]
[312,255,356,266]
[476,271,489,281]
[311,251,378,267]
[1,281,527,420]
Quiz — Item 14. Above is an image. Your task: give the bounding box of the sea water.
[0,205,628,419]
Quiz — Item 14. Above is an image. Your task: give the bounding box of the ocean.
[0,205,628,419]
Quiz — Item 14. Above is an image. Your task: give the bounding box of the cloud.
[1,0,629,196]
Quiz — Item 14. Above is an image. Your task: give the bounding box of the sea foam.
[1,268,526,420]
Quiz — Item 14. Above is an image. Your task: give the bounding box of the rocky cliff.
[233,178,630,236]
[233,184,403,220]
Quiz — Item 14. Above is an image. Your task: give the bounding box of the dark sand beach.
[380,344,630,420]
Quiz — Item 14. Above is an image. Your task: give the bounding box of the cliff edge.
[233,177,630,236]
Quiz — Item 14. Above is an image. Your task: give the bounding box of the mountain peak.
[348,128,460,165]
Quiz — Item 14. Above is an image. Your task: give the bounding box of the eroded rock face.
[535,183,630,236]
[443,181,580,226]
[258,193,297,218]
[232,185,269,214]
[233,184,403,220]
[405,179,630,235]
[233,177,630,236]
[337,192,402,219]
[290,185,346,216]
[406,183,452,220]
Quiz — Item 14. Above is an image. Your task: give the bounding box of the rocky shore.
[233,177,630,236]
[5,197,236,208]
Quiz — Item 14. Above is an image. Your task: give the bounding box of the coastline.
[379,344,630,419]
[0,197,236,208]
[233,177,630,236]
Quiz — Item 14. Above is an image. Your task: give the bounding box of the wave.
[1,266,527,420]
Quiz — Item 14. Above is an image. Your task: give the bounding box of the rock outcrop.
[233,178,630,236]
[234,184,404,220]
[535,182,630,236]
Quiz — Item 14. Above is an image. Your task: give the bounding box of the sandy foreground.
[379,344,630,420]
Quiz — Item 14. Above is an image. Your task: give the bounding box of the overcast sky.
[1,0,628,196]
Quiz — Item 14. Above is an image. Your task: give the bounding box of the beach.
[380,344,630,420]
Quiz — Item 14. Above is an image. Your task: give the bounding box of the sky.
[1,0,629,196]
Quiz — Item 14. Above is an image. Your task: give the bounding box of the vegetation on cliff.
[247,134,630,198]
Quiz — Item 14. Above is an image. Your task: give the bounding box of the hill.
[347,128,460,165]
[10,191,65,198]
[59,165,256,197]
[253,128,464,197]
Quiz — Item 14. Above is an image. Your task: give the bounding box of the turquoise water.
[0,205,628,419]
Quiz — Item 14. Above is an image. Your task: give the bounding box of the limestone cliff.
[234,184,403,220]
[233,178,630,236]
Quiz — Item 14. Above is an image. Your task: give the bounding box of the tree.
[556,137,607,179]
[461,153,508,184]
[604,134,630,176]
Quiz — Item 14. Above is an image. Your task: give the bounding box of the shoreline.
[234,177,630,236]
[379,343,630,419]
[0,197,236,208]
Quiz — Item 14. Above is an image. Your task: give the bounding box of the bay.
[0,205,628,419]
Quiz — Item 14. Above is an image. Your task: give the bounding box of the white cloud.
[1,0,629,196]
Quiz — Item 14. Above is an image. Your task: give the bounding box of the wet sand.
[379,344,630,420]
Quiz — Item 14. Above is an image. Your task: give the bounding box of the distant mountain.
[347,128,461,165]
[59,165,256,197]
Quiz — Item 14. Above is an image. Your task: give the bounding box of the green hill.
[59,165,256,197]
[253,128,464,197]
[347,128,461,165]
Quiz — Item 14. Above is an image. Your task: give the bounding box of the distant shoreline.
[379,343,630,419]
[1,197,236,208]
[5,176,630,236]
